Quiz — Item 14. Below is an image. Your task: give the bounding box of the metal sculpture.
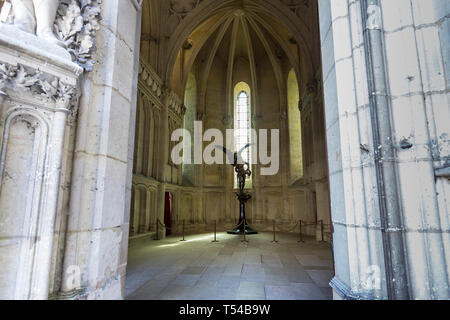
[217,144,258,235]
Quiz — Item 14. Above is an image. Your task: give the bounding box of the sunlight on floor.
[126,232,334,300]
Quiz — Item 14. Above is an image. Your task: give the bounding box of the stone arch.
[0,109,50,299]
[164,0,317,93]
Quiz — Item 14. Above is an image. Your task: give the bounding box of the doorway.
[164,192,172,236]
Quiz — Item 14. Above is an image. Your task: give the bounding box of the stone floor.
[125,232,334,300]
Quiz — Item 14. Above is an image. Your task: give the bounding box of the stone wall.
[131,55,331,241]
[129,0,333,244]
[57,0,143,300]
[319,0,449,300]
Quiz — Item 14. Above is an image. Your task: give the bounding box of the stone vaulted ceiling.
[141,0,321,97]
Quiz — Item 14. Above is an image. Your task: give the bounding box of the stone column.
[60,0,142,300]
[252,116,264,223]
[145,187,152,232]
[378,0,449,299]
[319,0,388,299]
[319,0,449,300]
[0,24,82,300]
[156,89,170,238]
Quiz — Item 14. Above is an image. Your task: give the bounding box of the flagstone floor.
[125,232,334,300]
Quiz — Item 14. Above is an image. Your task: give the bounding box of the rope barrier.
[275,221,300,233]
[148,218,332,244]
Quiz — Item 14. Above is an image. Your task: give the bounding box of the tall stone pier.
[0,24,82,300]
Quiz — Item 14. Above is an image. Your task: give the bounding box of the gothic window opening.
[234,82,252,189]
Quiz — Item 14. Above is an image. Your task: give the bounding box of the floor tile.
[182,266,206,275]
[126,232,333,300]
[306,270,334,288]
[238,281,265,296]
[290,283,328,300]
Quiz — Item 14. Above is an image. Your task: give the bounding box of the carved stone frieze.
[167,89,186,119]
[0,62,77,108]
[138,60,163,103]
[138,60,185,120]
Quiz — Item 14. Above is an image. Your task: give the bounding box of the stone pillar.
[378,0,449,299]
[156,89,170,238]
[319,0,389,300]
[144,189,152,232]
[0,25,82,300]
[319,0,449,300]
[252,116,264,223]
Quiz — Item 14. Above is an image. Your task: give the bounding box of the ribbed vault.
[167,0,320,100]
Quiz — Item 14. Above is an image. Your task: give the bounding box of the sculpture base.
[227,223,258,235]
[228,191,258,235]
[0,24,73,62]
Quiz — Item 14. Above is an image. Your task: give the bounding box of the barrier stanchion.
[320,220,325,242]
[212,220,219,243]
[272,220,279,243]
[298,220,304,243]
[180,220,186,242]
[241,220,248,243]
[154,219,160,241]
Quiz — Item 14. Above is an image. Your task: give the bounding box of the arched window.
[287,69,303,182]
[234,82,252,188]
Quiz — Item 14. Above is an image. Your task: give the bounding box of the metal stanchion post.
[212,220,219,243]
[298,220,304,243]
[320,220,325,242]
[155,219,160,241]
[272,220,278,243]
[241,220,248,243]
[180,220,186,242]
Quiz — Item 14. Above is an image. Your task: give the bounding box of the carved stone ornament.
[222,115,232,126]
[167,0,203,36]
[279,0,311,15]
[54,0,102,71]
[0,62,77,107]
[1,0,102,71]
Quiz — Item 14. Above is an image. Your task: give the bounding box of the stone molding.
[329,276,379,301]
[0,62,77,109]
[167,89,186,119]
[138,59,163,106]
[1,0,102,71]
[0,19,83,300]
[299,78,320,112]
[139,59,185,120]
